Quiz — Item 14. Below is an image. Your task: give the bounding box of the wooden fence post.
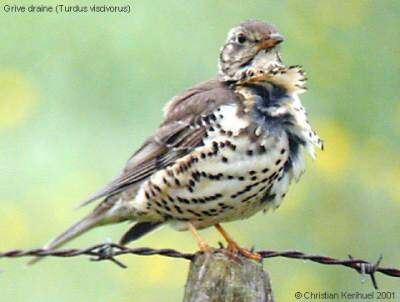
[183,251,274,302]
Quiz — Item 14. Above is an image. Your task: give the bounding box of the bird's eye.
[237,34,247,44]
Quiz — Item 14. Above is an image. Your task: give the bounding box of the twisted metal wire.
[1,243,399,289]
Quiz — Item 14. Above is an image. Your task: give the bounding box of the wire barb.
[1,244,399,289]
[90,243,128,269]
[348,254,383,290]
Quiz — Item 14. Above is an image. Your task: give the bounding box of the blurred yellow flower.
[0,202,29,249]
[0,70,37,128]
[142,257,182,284]
[384,168,400,204]
[356,137,400,205]
[314,120,352,178]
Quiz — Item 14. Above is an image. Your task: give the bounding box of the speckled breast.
[133,103,291,229]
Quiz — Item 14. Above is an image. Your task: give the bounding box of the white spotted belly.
[132,104,292,229]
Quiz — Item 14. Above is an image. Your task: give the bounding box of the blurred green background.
[1,0,399,301]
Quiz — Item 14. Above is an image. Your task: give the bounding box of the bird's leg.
[187,222,211,253]
[215,224,261,261]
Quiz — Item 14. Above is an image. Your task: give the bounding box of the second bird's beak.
[258,33,284,50]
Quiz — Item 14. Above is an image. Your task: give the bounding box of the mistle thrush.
[32,20,323,262]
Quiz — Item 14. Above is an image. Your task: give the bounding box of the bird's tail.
[28,213,104,265]
[28,200,131,265]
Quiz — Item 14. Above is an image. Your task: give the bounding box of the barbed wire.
[1,243,399,289]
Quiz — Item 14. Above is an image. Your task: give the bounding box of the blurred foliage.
[0,0,399,301]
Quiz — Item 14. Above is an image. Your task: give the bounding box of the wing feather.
[80,79,238,206]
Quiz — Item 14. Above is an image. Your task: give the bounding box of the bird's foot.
[198,241,214,254]
[214,224,261,262]
[226,241,262,262]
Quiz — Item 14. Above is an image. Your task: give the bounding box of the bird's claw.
[225,241,262,262]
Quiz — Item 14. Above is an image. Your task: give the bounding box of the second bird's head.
[218,20,284,82]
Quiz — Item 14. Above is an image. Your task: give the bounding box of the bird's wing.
[80,79,238,206]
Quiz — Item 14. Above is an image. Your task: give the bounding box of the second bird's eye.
[237,34,247,44]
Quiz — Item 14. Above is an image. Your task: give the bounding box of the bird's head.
[218,20,284,82]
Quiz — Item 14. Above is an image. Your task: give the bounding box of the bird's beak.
[257,33,284,50]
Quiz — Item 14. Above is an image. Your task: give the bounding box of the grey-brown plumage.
[31,20,322,262]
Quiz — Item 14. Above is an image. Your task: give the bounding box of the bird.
[31,20,323,263]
